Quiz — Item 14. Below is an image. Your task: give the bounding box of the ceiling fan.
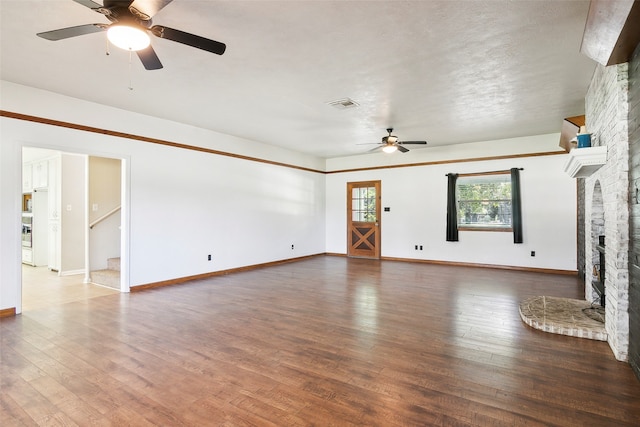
[365,128,428,153]
[37,0,226,70]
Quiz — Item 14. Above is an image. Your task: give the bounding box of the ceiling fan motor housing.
[100,2,153,28]
[382,128,398,144]
[382,135,398,144]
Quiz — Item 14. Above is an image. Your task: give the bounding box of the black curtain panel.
[446,173,459,242]
[511,168,523,244]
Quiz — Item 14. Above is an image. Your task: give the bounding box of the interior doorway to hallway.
[20,146,128,312]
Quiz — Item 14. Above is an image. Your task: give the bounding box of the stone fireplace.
[583,62,630,361]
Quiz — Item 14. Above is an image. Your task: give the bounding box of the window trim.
[457,226,512,232]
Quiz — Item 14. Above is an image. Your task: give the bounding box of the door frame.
[347,180,381,259]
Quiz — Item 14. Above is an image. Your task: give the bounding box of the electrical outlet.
[414,245,418,250]
[291,244,294,250]
[531,251,535,257]
[420,245,423,250]
[208,254,212,261]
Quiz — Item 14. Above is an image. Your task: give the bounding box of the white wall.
[0,80,578,314]
[0,140,21,312]
[127,142,325,284]
[0,81,326,312]
[60,153,87,273]
[326,136,577,271]
[1,81,325,172]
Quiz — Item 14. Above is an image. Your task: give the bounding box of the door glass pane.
[351,186,376,222]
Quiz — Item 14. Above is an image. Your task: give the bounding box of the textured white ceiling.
[0,0,596,158]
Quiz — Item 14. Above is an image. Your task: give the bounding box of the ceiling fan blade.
[368,146,383,153]
[37,24,105,41]
[397,145,410,153]
[398,141,427,145]
[136,45,163,70]
[72,0,103,10]
[129,0,174,20]
[151,25,226,55]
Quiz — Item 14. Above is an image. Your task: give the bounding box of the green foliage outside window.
[352,187,377,222]
[457,174,512,228]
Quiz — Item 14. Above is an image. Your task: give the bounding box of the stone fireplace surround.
[583,62,630,361]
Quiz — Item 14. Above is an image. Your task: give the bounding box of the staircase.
[91,257,120,290]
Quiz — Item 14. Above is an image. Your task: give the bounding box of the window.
[456,173,512,230]
[351,186,377,222]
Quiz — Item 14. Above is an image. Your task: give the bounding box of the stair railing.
[89,205,121,229]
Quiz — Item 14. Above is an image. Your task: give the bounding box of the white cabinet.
[22,248,33,264]
[23,159,49,193]
[22,163,33,193]
[32,160,48,189]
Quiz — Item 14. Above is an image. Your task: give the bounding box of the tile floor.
[21,265,118,311]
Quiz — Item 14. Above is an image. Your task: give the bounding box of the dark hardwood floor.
[2,256,639,426]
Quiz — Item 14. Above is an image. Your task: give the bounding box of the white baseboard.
[58,269,86,277]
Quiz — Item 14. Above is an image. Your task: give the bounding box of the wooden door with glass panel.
[347,181,381,259]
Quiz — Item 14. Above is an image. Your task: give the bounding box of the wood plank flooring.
[2,256,639,426]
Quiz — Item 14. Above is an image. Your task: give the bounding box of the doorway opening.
[20,147,128,312]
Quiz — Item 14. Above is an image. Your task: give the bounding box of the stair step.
[107,257,121,271]
[91,269,120,290]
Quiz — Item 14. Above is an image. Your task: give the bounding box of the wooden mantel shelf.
[563,146,607,178]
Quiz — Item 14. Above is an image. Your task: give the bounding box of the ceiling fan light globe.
[107,25,150,51]
[382,145,398,154]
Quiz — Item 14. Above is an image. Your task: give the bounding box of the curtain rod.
[446,168,523,177]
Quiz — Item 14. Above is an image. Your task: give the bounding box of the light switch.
[92,203,98,212]
[66,204,72,211]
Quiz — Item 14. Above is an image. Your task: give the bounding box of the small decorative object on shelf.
[559,115,585,152]
[576,126,592,148]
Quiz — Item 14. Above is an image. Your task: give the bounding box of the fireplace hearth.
[519,296,607,341]
[583,305,605,323]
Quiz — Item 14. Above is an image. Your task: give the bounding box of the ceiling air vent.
[327,98,359,109]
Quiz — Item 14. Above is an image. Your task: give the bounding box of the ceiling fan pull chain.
[105,36,110,56]
[128,49,134,91]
